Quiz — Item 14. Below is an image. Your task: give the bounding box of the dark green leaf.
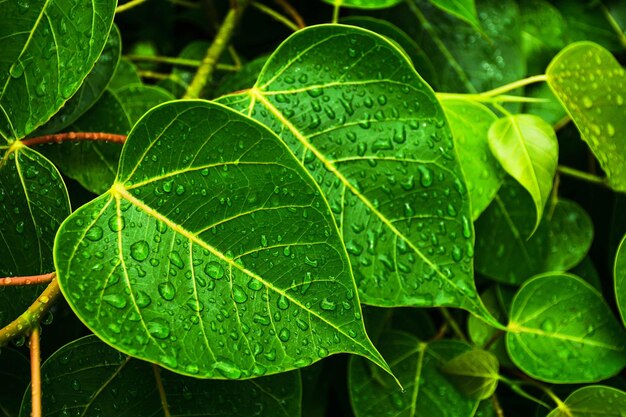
[322,0,404,9]
[0,348,29,417]
[54,100,389,379]
[108,58,141,93]
[506,273,626,383]
[554,0,623,52]
[214,56,269,98]
[615,233,626,327]
[19,335,302,417]
[519,0,567,75]
[0,0,116,141]
[428,0,479,29]
[115,84,175,124]
[546,386,626,417]
[441,349,499,400]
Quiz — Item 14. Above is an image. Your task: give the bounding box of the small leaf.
[19,335,301,417]
[428,0,480,29]
[349,331,479,417]
[615,233,626,327]
[506,273,626,383]
[54,100,389,379]
[441,349,499,400]
[322,0,404,9]
[441,98,504,219]
[488,114,558,232]
[546,42,626,191]
[546,386,626,417]
[115,84,175,125]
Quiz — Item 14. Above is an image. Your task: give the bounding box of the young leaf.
[349,331,479,417]
[428,0,480,30]
[441,349,499,400]
[615,233,626,327]
[0,348,29,417]
[54,100,389,379]
[487,114,558,232]
[546,386,626,417]
[322,0,403,9]
[546,42,626,191]
[0,0,116,140]
[19,335,302,417]
[219,24,492,321]
[114,84,175,125]
[440,98,504,219]
[506,273,626,383]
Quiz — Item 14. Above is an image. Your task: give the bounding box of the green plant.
[2,0,626,416]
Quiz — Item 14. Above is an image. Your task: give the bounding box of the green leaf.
[441,349,499,400]
[219,24,492,320]
[54,100,389,379]
[440,98,503,220]
[546,386,626,417]
[0,348,29,417]
[115,84,175,124]
[322,0,404,9]
[506,273,626,383]
[554,1,623,52]
[546,42,626,191]
[488,114,558,232]
[615,233,626,327]
[0,0,116,141]
[476,179,593,285]
[19,335,302,417]
[519,0,567,75]
[428,0,480,29]
[349,331,479,417]
[108,58,141,93]
[39,89,131,194]
[523,82,567,126]
[32,24,122,136]
[215,55,269,98]
[0,145,71,327]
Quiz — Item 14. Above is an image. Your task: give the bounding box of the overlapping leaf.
[219,24,492,321]
[506,273,626,383]
[428,0,479,29]
[115,84,175,125]
[19,335,301,417]
[546,386,626,417]
[322,0,403,9]
[615,233,626,327]
[54,100,389,379]
[441,349,499,400]
[0,0,116,141]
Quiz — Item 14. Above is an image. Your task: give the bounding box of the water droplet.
[108,215,125,232]
[278,328,291,342]
[582,96,593,109]
[136,291,152,308]
[418,165,433,187]
[320,298,336,311]
[277,295,290,310]
[15,221,25,234]
[205,262,225,279]
[232,285,248,303]
[158,282,176,301]
[247,279,263,291]
[85,226,103,241]
[147,319,171,339]
[169,252,184,269]
[540,318,555,332]
[215,359,242,379]
[102,294,127,309]
[130,240,149,261]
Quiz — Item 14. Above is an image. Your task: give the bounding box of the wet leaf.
[19,335,301,417]
[0,0,116,141]
[115,84,175,124]
[54,100,389,379]
[322,0,404,9]
[615,233,626,327]
[441,349,499,400]
[506,273,626,383]
[546,385,626,417]
[546,42,626,191]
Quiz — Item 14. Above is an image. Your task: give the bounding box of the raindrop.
[205,262,225,279]
[85,226,103,241]
[130,240,149,261]
[158,282,176,301]
[232,285,248,303]
[147,319,171,339]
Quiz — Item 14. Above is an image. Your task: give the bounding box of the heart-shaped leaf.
[506,273,626,383]
[54,100,389,379]
[219,24,493,322]
[441,349,499,400]
[546,386,626,417]
[488,114,558,232]
[615,233,626,327]
[19,335,301,417]
[546,42,626,191]
[0,0,116,141]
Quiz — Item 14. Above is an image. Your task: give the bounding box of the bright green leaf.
[546,42,626,191]
[115,84,175,124]
[428,0,480,29]
[0,348,29,417]
[615,233,626,327]
[322,0,404,9]
[219,24,493,321]
[441,349,499,400]
[0,0,116,141]
[349,331,479,417]
[54,100,389,379]
[488,114,558,232]
[506,273,626,383]
[440,98,504,219]
[546,386,626,417]
[19,335,302,417]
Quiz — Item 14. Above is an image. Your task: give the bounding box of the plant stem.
[126,54,201,67]
[21,132,126,147]
[153,364,172,417]
[138,70,170,80]
[275,0,305,28]
[553,115,571,132]
[332,1,341,23]
[184,1,250,99]
[482,330,503,350]
[0,272,55,287]
[557,165,607,186]
[116,0,151,13]
[0,279,61,346]
[252,2,299,32]
[30,326,42,417]
[499,376,552,410]
[439,308,468,342]
[492,393,505,417]
[436,93,548,104]
[479,74,547,97]
[491,102,512,117]
[602,4,626,49]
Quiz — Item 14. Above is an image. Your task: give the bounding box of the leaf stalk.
[0,272,55,287]
[21,132,126,147]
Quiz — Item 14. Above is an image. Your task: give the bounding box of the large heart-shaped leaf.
[54,100,389,379]
[615,233,626,327]
[546,42,626,191]
[349,331,479,417]
[488,114,558,232]
[0,0,116,141]
[19,335,301,417]
[546,386,626,417]
[506,273,626,383]
[218,24,493,321]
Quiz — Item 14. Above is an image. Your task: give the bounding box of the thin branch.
[138,70,171,81]
[153,364,172,417]
[30,327,42,417]
[0,279,61,346]
[492,393,505,417]
[125,54,201,67]
[274,0,305,28]
[252,2,299,32]
[21,132,126,147]
[116,0,151,13]
[602,4,626,49]
[553,115,571,132]
[0,272,55,287]
[557,165,608,187]
[439,308,468,342]
[478,74,548,97]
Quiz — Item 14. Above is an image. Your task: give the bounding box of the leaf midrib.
[509,323,624,351]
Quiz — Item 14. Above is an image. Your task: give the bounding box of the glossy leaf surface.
[440,98,503,219]
[349,331,479,417]
[441,349,499,400]
[615,233,626,327]
[219,25,490,320]
[488,114,558,232]
[506,273,626,383]
[19,335,301,417]
[54,100,388,379]
[115,84,175,125]
[546,386,626,417]
[0,0,116,141]
[546,42,626,191]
